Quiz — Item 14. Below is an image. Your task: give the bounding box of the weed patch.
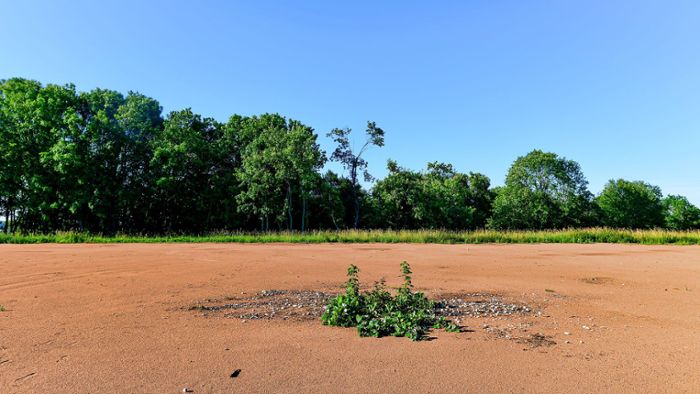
[321,262,460,341]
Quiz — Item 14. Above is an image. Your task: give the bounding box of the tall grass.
[1,228,699,245]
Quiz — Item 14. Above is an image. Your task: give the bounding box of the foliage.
[662,195,700,230]
[327,121,385,228]
[596,179,665,229]
[489,150,595,230]
[322,262,459,340]
[2,78,699,234]
[371,161,493,229]
[235,115,325,231]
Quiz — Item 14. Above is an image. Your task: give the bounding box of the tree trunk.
[351,161,360,229]
[301,193,306,232]
[331,215,340,230]
[352,185,360,229]
[3,202,9,234]
[287,183,293,231]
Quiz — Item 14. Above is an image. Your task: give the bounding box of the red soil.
[1,243,699,393]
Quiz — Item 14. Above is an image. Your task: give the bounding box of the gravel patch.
[190,290,534,322]
[433,293,532,318]
[190,290,331,321]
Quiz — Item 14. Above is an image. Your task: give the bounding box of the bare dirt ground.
[1,243,699,393]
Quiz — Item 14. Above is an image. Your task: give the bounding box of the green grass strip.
[1,228,700,245]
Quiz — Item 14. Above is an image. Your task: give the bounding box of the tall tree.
[236,114,324,231]
[151,109,221,232]
[371,161,492,230]
[327,121,384,228]
[115,92,164,231]
[0,79,79,231]
[489,150,594,230]
[44,88,129,231]
[371,160,424,229]
[236,114,291,231]
[662,195,700,230]
[596,179,665,229]
[284,120,325,231]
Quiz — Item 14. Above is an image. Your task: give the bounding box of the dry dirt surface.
[1,243,699,393]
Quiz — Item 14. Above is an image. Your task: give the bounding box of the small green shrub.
[322,261,459,340]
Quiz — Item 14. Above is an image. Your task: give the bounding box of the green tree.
[284,121,325,231]
[370,161,493,230]
[596,179,664,229]
[115,92,164,231]
[370,160,424,229]
[327,121,385,228]
[151,109,221,232]
[421,162,492,229]
[0,79,79,231]
[308,171,347,230]
[662,195,700,230]
[44,88,129,231]
[236,114,291,231]
[489,150,594,229]
[236,114,323,231]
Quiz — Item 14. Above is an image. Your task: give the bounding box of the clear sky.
[2,1,699,203]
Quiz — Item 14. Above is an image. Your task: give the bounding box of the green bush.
[321,262,459,341]
[596,179,665,229]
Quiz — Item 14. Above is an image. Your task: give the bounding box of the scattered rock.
[191,290,534,321]
[191,290,331,321]
[433,293,532,318]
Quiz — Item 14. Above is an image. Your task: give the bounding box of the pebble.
[564,332,571,335]
[582,325,590,330]
[183,388,193,393]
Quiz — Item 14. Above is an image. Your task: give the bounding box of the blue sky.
[2,1,699,203]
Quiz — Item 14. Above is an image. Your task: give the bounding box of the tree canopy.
[596,179,665,229]
[1,78,697,233]
[488,150,594,230]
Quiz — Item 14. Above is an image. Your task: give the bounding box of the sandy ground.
[1,243,699,394]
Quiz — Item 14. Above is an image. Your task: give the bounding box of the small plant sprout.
[321,262,461,341]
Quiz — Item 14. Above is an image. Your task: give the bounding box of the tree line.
[1,78,699,233]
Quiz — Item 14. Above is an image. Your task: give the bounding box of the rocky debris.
[191,290,534,321]
[434,293,532,318]
[190,290,331,321]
